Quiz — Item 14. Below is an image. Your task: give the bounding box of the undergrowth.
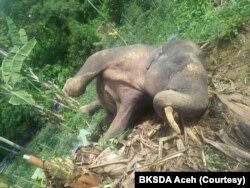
[105,0,250,46]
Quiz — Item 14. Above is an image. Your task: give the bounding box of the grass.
[106,0,250,46]
[204,145,250,171]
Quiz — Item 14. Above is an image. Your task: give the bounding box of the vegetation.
[0,0,249,187]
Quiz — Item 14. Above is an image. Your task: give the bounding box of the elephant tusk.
[164,106,181,134]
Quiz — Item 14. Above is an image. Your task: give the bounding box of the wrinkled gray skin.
[64,44,153,141]
[63,40,208,142]
[145,40,208,120]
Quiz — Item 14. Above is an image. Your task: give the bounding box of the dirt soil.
[46,21,250,188]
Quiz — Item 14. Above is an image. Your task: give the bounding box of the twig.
[186,127,202,146]
[200,41,209,49]
[138,136,158,150]
[88,159,130,169]
[128,149,186,172]
[158,133,178,158]
[201,148,207,167]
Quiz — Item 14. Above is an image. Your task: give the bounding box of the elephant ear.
[146,48,161,69]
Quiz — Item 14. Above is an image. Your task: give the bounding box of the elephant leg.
[101,105,134,142]
[100,89,147,143]
[90,112,114,142]
[79,100,102,115]
[100,86,153,143]
[63,51,110,97]
[153,89,208,133]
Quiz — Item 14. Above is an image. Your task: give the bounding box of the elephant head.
[145,40,208,133]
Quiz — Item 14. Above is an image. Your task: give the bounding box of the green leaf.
[31,168,45,181]
[19,29,28,44]
[9,90,36,106]
[2,38,37,86]
[6,17,22,46]
[2,46,20,85]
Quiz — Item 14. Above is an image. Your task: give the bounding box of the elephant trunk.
[153,89,208,120]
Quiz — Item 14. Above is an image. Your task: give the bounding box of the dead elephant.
[63,40,208,142]
[63,44,153,141]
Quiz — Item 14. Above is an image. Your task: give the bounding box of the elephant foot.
[164,106,181,134]
[79,100,101,115]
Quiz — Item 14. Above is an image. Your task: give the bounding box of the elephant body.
[64,44,154,140]
[63,40,208,141]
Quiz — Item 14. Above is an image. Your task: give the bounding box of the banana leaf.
[1,38,37,86]
[9,90,36,106]
[6,17,22,46]
[19,28,28,44]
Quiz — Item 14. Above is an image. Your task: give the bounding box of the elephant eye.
[158,54,168,61]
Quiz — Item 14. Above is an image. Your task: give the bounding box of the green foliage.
[1,17,38,109]
[4,0,104,74]
[0,17,41,152]
[38,64,74,86]
[66,19,103,67]
[0,102,39,143]
[104,0,126,25]
[31,168,45,186]
[105,0,250,45]
[6,17,22,46]
[2,38,37,87]
[0,14,10,50]
[8,90,36,106]
[19,29,28,44]
[179,0,250,41]
[204,145,239,171]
